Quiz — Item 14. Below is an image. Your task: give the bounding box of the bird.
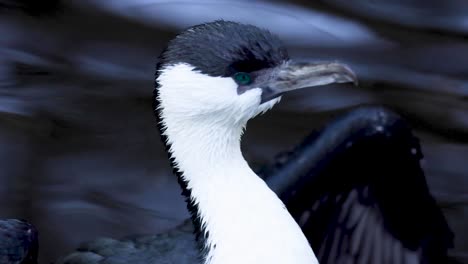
[7,20,453,264]
[152,20,361,264]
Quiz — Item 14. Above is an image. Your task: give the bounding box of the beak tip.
[337,63,359,86]
[350,75,359,86]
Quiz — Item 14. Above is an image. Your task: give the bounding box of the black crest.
[158,20,289,77]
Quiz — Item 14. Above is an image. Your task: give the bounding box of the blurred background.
[0,0,467,263]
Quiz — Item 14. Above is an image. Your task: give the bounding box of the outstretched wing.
[0,219,38,264]
[259,106,454,264]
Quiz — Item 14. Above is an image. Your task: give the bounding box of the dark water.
[0,1,467,263]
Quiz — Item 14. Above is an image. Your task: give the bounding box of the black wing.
[259,106,454,264]
[0,219,38,264]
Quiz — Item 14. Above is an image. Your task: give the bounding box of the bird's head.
[155,20,357,129]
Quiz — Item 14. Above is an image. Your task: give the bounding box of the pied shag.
[153,20,357,264]
[1,20,454,264]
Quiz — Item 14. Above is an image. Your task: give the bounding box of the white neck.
[160,114,319,264]
[157,64,318,264]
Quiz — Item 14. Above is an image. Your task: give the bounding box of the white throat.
[156,63,318,264]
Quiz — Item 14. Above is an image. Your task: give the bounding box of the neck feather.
[157,113,318,264]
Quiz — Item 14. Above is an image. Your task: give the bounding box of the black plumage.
[0,219,38,264]
[259,106,454,263]
[157,20,288,77]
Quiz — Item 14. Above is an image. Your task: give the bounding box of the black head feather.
[157,20,289,77]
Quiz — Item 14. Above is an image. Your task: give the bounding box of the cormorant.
[150,20,357,264]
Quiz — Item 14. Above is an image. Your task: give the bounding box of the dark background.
[0,0,467,263]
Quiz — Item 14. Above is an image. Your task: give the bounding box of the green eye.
[233,72,252,85]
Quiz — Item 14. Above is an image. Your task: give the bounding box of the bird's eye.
[233,72,252,85]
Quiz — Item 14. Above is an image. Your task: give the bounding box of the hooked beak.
[260,61,358,103]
